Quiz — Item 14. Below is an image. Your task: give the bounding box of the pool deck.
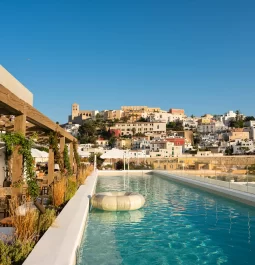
[154,170,255,206]
[23,170,98,265]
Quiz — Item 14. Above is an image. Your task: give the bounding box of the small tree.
[116,160,124,170]
[88,153,104,169]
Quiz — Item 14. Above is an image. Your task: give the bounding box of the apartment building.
[243,120,255,140]
[121,106,161,121]
[116,138,132,149]
[229,139,255,154]
[197,121,227,133]
[96,138,109,148]
[149,140,183,157]
[145,112,185,123]
[104,110,124,120]
[111,122,166,136]
[229,129,250,141]
[132,138,150,150]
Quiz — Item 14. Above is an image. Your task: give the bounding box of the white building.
[243,120,255,140]
[64,124,80,137]
[142,112,185,123]
[96,139,109,148]
[183,118,198,130]
[149,140,183,157]
[230,139,255,155]
[197,121,227,133]
[222,111,236,126]
[132,138,150,150]
[91,110,99,120]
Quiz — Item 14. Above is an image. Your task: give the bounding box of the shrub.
[9,197,37,242]
[116,160,124,170]
[65,178,77,201]
[0,239,35,265]
[39,208,56,234]
[78,165,93,185]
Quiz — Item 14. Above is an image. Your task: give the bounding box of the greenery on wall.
[35,145,49,153]
[49,132,64,173]
[63,145,72,176]
[73,141,80,168]
[1,132,40,198]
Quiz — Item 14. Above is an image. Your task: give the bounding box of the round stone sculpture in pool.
[91,191,145,211]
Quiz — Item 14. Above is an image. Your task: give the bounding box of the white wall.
[0,65,33,105]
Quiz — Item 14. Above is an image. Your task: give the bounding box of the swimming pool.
[78,173,255,265]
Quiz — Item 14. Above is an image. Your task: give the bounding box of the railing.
[152,157,255,196]
[166,170,255,195]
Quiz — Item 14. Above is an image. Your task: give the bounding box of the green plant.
[0,239,35,265]
[65,178,77,201]
[39,209,56,233]
[49,132,64,173]
[73,141,80,168]
[35,146,49,153]
[1,132,39,198]
[116,160,124,170]
[88,153,104,169]
[63,145,72,176]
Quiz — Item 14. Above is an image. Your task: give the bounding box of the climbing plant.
[35,145,49,153]
[73,141,80,167]
[49,132,64,173]
[1,132,40,198]
[63,145,72,176]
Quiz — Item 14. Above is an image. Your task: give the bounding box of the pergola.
[0,83,77,186]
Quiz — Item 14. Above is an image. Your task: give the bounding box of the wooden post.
[48,149,54,185]
[69,142,74,173]
[12,114,26,184]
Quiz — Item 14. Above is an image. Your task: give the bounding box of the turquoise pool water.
[78,174,255,265]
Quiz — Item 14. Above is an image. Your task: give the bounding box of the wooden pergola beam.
[0,84,76,143]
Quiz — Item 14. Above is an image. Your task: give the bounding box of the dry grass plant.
[78,165,93,185]
[9,197,37,242]
[53,178,66,207]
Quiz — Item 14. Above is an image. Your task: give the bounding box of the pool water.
[78,174,255,265]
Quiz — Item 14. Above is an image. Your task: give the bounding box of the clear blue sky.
[1,0,255,123]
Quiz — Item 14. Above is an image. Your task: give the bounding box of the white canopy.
[40,151,49,158]
[31,148,49,158]
[31,148,43,158]
[100,148,125,159]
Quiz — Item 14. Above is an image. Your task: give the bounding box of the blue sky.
[0,0,255,123]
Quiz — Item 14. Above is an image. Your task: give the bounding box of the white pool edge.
[23,170,98,265]
[154,170,255,206]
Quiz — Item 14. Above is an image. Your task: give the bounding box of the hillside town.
[62,103,255,160]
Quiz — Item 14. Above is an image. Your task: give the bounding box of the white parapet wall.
[0,65,33,105]
[154,170,255,206]
[23,170,98,265]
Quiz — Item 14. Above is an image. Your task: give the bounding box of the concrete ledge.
[154,171,255,206]
[23,171,98,265]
